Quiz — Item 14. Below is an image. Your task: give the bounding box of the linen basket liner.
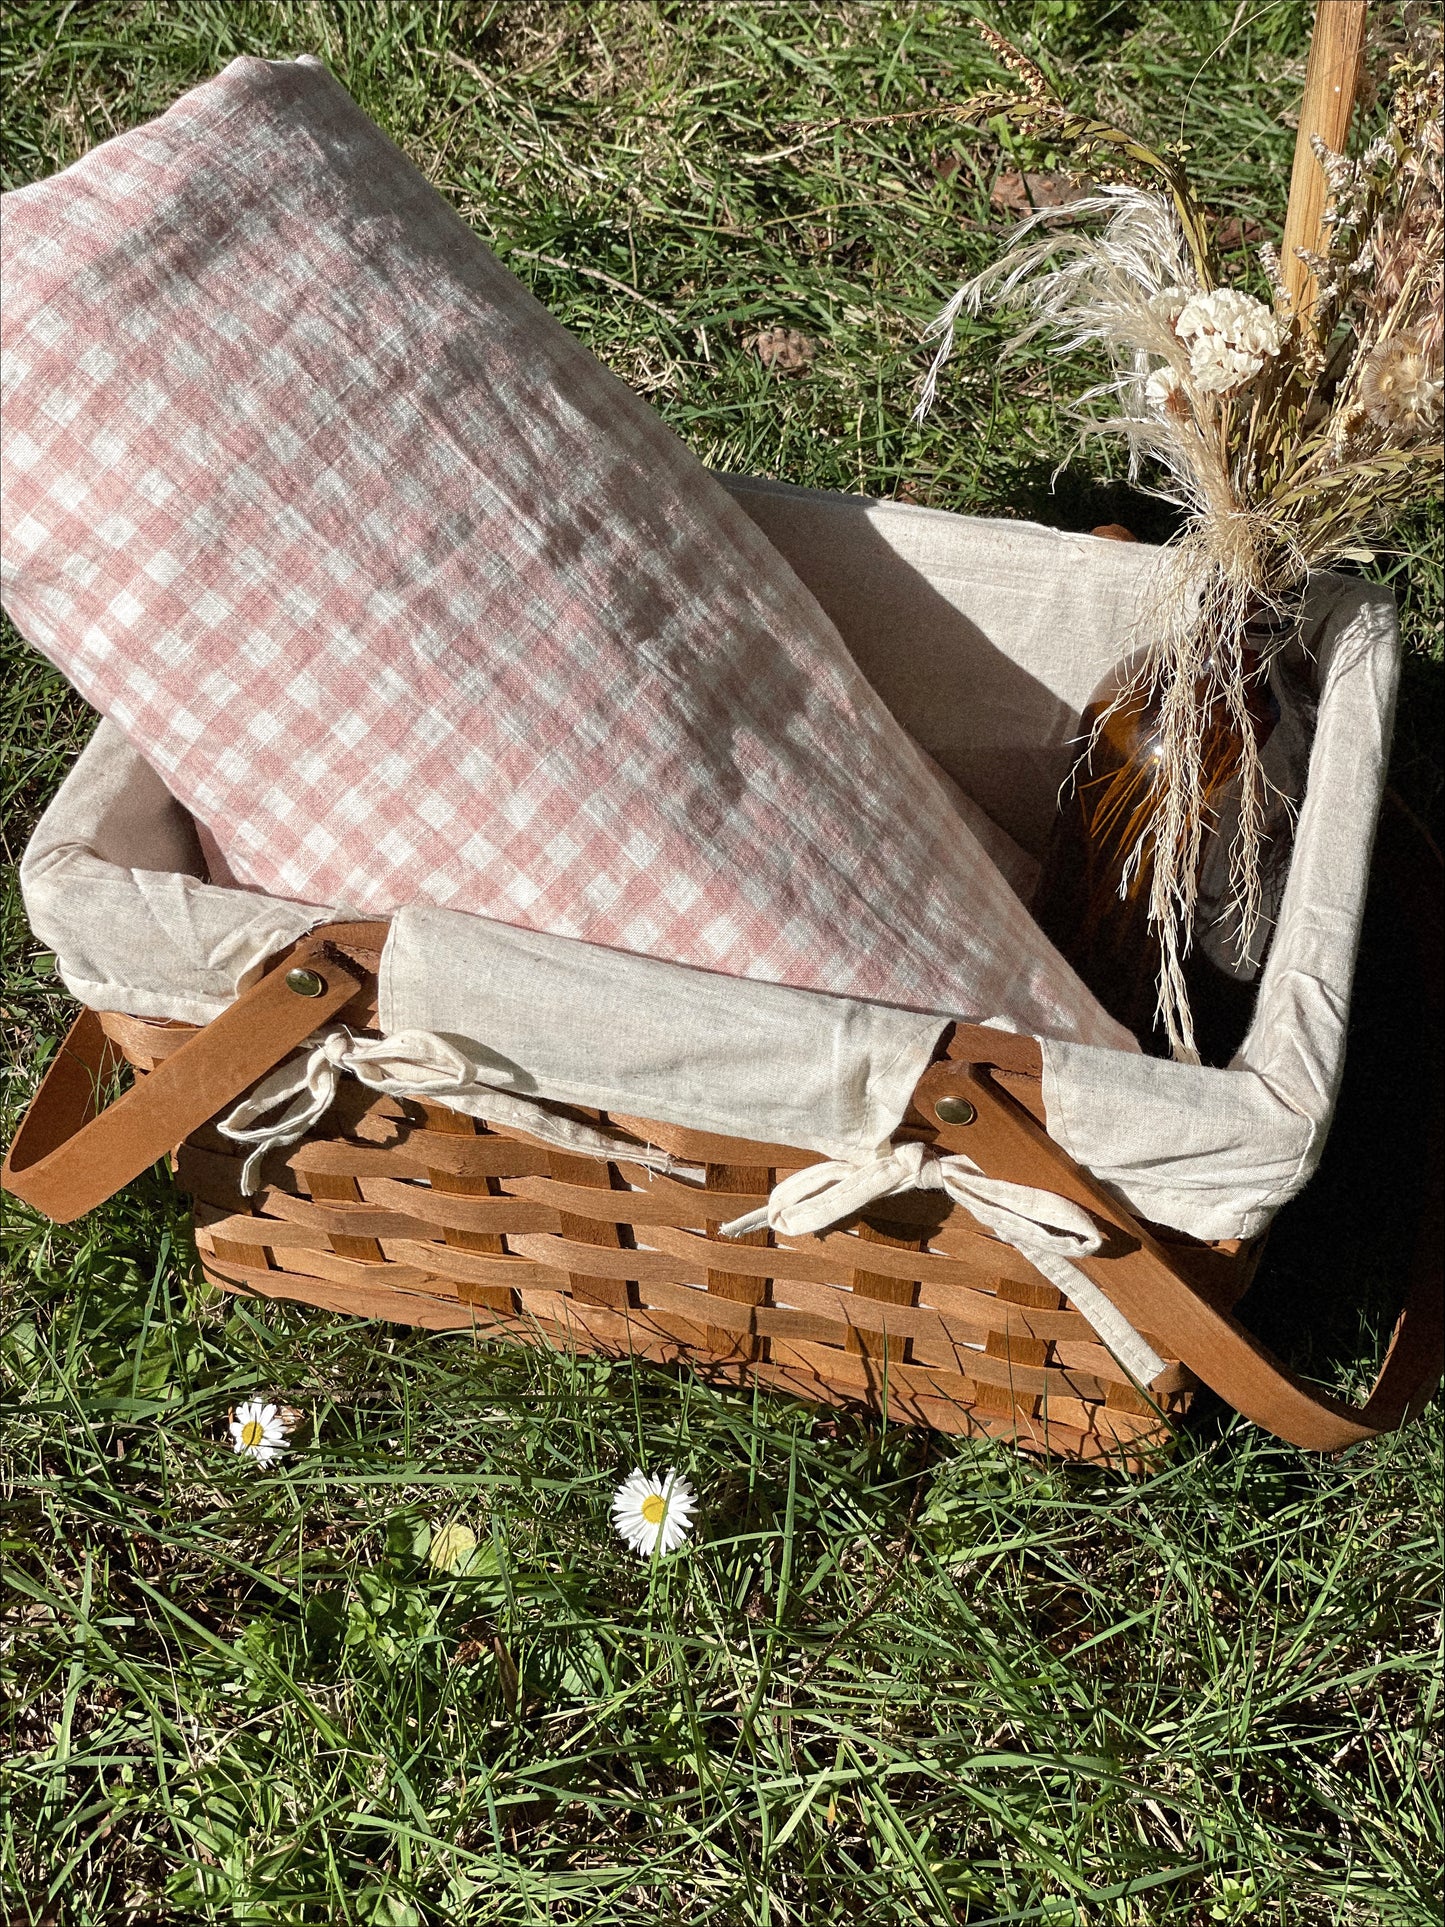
[22,489,1399,1249]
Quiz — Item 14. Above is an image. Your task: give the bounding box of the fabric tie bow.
[218,1025,700,1195]
[721,1138,1163,1386]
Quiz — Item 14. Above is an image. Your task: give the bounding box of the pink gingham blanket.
[0,56,1133,1050]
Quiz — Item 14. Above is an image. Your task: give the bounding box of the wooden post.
[1281,1,1369,314]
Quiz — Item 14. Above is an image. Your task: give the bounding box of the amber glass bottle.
[1032,618,1287,1066]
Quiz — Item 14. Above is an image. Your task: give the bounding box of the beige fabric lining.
[20,487,1397,1242]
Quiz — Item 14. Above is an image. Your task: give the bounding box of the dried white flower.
[228,1399,288,1464]
[611,1468,697,1559]
[1293,247,1339,300]
[1174,287,1286,394]
[912,186,1201,427]
[1257,242,1291,307]
[1359,332,1444,430]
[1148,286,1191,330]
[1310,132,1358,198]
[1144,363,1185,413]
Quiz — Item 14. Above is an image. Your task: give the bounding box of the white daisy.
[610,1468,697,1559]
[228,1399,288,1464]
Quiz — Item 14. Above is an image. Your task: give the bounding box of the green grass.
[2,4,1441,1923]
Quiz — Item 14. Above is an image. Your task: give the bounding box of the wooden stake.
[1281,1,1370,314]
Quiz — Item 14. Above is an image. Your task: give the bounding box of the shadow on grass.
[984,461,1188,546]
[1187,788,1443,1443]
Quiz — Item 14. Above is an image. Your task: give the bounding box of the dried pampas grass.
[913,25,1443,1059]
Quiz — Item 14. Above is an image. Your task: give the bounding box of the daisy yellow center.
[641,1494,667,1525]
[241,1420,266,1447]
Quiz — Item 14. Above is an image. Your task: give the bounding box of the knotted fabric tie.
[217,1026,700,1196]
[720,1138,1164,1386]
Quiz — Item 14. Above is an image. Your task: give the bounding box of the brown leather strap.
[2,932,371,1223]
[937,795,1444,1453]
[922,1051,1441,1452]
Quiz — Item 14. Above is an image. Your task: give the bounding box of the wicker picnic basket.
[6,779,1440,1463]
[4,5,1441,1461]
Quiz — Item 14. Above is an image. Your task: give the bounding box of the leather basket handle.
[936,794,1445,1454]
[2,928,376,1223]
[928,1045,1442,1455]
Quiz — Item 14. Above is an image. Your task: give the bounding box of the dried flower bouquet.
[917,21,1443,1059]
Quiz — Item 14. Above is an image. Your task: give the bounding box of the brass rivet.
[933,1095,976,1126]
[285,966,326,997]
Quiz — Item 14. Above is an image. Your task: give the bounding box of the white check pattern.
[0,54,1133,1049]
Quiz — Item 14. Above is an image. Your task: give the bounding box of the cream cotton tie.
[217,1026,701,1195]
[721,1138,1165,1386]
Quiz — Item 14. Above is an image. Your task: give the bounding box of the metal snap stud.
[285,966,326,997]
[933,1095,976,1126]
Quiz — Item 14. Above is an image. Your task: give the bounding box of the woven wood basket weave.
[8,802,1440,1462]
[110,1010,1224,1462]
[20,938,1221,1460]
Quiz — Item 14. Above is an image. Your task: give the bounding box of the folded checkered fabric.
[0,55,1135,1050]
